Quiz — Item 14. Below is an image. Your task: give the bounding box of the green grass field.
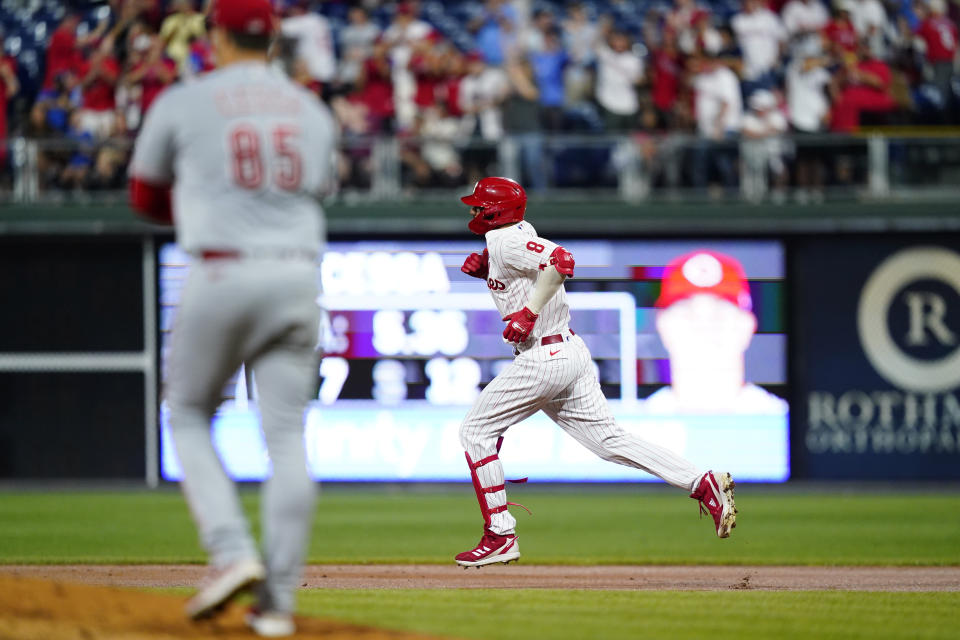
[2,485,959,639]
[1,486,958,565]
[300,590,960,640]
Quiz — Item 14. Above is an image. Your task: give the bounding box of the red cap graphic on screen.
[212,0,277,36]
[655,251,752,312]
[646,249,787,416]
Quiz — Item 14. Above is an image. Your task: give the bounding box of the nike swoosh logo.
[549,349,560,356]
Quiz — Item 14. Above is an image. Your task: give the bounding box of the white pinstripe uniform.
[461,221,704,536]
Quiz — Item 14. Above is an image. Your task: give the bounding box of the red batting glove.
[502,307,538,343]
[461,248,489,279]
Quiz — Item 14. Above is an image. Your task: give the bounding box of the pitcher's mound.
[0,574,441,640]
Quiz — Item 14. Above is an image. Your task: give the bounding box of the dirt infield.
[3,564,960,591]
[0,574,441,640]
[2,566,957,640]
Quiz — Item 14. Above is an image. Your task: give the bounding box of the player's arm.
[128,90,177,224]
[502,243,575,343]
[527,248,574,311]
[0,59,18,96]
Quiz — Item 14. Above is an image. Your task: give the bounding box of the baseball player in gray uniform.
[128,1,335,635]
[455,177,737,567]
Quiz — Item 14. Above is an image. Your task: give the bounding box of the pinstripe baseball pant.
[460,334,702,535]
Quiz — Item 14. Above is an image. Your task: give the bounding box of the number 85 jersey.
[485,221,572,345]
[129,62,336,255]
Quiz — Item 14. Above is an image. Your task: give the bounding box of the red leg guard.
[465,442,530,528]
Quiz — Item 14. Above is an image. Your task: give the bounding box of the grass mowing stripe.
[0,489,958,565]
[298,590,960,640]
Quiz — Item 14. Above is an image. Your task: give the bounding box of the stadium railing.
[4,132,960,206]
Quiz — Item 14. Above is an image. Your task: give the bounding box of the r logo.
[487,278,505,290]
[902,292,957,347]
[857,247,960,392]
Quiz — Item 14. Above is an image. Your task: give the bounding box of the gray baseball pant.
[166,257,320,613]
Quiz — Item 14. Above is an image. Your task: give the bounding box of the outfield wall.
[1,203,958,482]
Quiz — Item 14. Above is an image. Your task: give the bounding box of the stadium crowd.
[2,0,959,196]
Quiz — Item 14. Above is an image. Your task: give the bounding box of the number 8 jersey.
[485,221,572,346]
[129,62,336,255]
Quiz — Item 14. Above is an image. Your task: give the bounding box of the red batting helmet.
[461,177,527,235]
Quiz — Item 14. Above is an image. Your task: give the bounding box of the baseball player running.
[128,0,335,636]
[455,177,737,567]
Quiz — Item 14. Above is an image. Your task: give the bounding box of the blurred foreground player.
[455,177,738,567]
[128,0,336,635]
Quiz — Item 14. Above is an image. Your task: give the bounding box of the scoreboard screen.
[159,239,788,482]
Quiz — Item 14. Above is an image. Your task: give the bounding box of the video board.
[158,239,788,482]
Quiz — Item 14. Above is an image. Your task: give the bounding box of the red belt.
[541,329,574,346]
[198,248,316,261]
[200,249,242,260]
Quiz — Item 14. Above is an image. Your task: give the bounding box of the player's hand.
[502,307,538,343]
[461,249,489,279]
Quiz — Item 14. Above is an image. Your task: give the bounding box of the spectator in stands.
[121,33,176,132]
[459,51,510,137]
[43,13,83,91]
[403,102,465,188]
[36,71,81,134]
[650,30,683,128]
[1,48,18,169]
[382,2,435,131]
[409,36,447,114]
[781,0,830,57]
[281,0,336,90]
[132,0,167,33]
[26,96,75,192]
[595,28,644,131]
[786,53,832,202]
[436,50,467,118]
[916,0,958,116]
[503,56,548,191]
[847,0,890,58]
[351,39,395,133]
[689,9,725,57]
[668,0,708,55]
[530,27,568,130]
[471,0,520,65]
[78,38,120,140]
[330,88,374,189]
[338,6,381,86]
[731,0,787,94]
[690,51,743,191]
[562,1,598,105]
[829,39,898,132]
[519,8,556,55]
[58,110,96,190]
[159,0,206,74]
[823,2,859,55]
[741,89,788,202]
[185,33,215,77]
[458,51,509,180]
[894,0,923,30]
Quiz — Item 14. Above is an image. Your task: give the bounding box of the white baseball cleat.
[455,529,521,567]
[245,609,296,637]
[185,557,266,620]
